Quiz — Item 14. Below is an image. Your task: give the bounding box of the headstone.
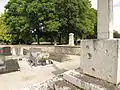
[69,33,74,46]
[80,0,120,84]
[0,47,11,56]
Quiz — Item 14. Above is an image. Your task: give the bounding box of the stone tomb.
[0,46,20,73]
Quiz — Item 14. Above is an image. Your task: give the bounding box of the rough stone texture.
[0,59,19,73]
[6,45,81,56]
[54,79,82,90]
[63,70,120,90]
[0,47,11,56]
[12,47,17,55]
[22,76,82,90]
[0,60,4,65]
[5,59,20,72]
[49,53,71,62]
[11,47,22,56]
[69,33,75,46]
[20,48,24,55]
[97,0,113,39]
[80,39,120,84]
[54,45,80,55]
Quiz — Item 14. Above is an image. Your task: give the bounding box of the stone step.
[22,76,82,90]
[62,70,120,90]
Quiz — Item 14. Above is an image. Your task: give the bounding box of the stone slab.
[80,39,120,84]
[49,53,71,62]
[63,70,120,90]
[22,75,82,90]
[0,47,11,56]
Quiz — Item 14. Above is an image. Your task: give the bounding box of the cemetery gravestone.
[0,47,19,73]
[80,0,120,84]
[69,33,74,46]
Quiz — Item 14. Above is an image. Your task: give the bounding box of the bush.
[39,37,45,42]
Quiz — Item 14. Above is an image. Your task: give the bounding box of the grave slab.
[63,70,120,90]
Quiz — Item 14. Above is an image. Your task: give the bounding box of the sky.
[91,0,120,31]
[0,0,8,14]
[0,0,120,30]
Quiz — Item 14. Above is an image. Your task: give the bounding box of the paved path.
[52,55,80,70]
[0,62,55,90]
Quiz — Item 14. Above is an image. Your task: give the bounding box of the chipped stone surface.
[63,70,120,90]
[80,39,120,84]
[22,76,82,90]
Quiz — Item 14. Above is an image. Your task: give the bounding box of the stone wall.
[0,45,80,55]
[54,45,80,55]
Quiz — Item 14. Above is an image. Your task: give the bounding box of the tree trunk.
[37,34,40,45]
[54,37,57,46]
[51,37,53,45]
[59,33,62,45]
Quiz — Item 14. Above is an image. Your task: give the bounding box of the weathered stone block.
[80,39,120,84]
[0,47,11,56]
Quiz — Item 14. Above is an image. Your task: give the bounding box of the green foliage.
[4,0,97,44]
[0,15,11,44]
[4,0,33,44]
[114,30,120,38]
[55,0,96,39]
[40,57,48,61]
[39,37,45,42]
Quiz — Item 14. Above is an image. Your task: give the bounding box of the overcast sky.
[91,0,120,31]
[0,0,120,30]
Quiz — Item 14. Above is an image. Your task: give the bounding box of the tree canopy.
[3,0,97,44]
[114,30,120,38]
[0,14,11,44]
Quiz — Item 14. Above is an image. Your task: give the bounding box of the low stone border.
[62,70,120,90]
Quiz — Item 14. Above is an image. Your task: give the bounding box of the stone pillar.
[97,0,113,39]
[20,47,24,55]
[69,33,74,46]
[12,47,16,55]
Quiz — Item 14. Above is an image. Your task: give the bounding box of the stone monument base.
[63,70,120,90]
[80,39,120,84]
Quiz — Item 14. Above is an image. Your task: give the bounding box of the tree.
[26,0,60,45]
[4,0,33,44]
[86,8,97,39]
[55,0,96,43]
[114,30,120,38]
[4,0,97,45]
[0,14,11,44]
